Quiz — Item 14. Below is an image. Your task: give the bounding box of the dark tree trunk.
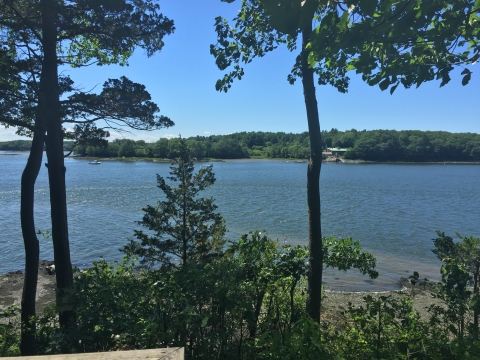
[289,278,298,327]
[248,290,265,339]
[182,190,187,265]
[20,128,45,355]
[41,0,75,328]
[301,25,324,323]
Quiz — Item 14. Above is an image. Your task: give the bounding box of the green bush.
[0,305,20,357]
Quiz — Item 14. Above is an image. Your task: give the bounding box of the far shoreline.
[68,155,480,165]
[2,150,480,164]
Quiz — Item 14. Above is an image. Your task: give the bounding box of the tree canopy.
[214,0,478,94]
[307,0,479,92]
[0,0,175,352]
[0,0,175,141]
[211,0,479,322]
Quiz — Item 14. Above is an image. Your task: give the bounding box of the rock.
[7,270,23,275]
[45,264,56,275]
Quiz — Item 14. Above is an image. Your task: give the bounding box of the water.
[1,151,479,291]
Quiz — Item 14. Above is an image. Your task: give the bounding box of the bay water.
[1,151,479,291]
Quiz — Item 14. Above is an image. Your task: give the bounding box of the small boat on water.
[89,160,101,165]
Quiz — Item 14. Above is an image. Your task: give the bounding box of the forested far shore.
[0,140,75,152]
[2,129,480,162]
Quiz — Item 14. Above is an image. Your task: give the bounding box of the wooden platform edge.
[3,347,184,360]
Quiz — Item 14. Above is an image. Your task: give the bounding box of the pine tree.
[123,139,225,267]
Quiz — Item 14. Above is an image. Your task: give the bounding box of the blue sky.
[1,0,479,142]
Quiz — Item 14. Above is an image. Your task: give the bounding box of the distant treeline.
[73,132,312,159]
[334,129,480,162]
[0,140,75,152]
[2,130,479,162]
[75,130,480,162]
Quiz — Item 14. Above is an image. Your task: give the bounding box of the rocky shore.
[0,262,439,322]
[323,279,439,323]
[0,261,57,314]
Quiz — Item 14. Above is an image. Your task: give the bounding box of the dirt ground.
[0,262,439,322]
[0,260,57,314]
[322,278,439,324]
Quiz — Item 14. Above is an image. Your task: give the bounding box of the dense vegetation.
[2,234,480,359]
[4,233,480,359]
[3,130,479,162]
[339,130,480,162]
[77,130,480,162]
[69,133,308,159]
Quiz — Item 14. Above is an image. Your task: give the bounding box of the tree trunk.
[182,187,187,265]
[20,128,45,355]
[248,290,265,339]
[301,25,324,323]
[41,0,75,328]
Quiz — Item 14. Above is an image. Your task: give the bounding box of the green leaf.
[308,52,318,67]
[448,324,458,335]
[389,83,399,95]
[462,72,471,86]
[339,12,349,30]
[359,0,377,17]
[346,63,356,72]
[379,78,390,91]
[439,72,451,88]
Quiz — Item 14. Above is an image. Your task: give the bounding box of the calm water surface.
[1,151,479,291]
